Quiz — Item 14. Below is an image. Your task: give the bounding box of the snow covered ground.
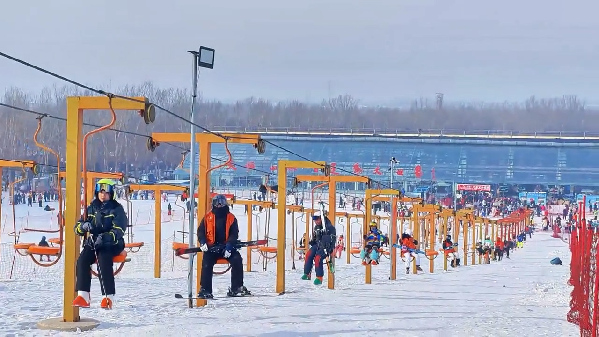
[0,192,579,336]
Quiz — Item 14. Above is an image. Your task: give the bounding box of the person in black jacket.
[72,179,127,310]
[197,194,250,298]
[301,211,336,285]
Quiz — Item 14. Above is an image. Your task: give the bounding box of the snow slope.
[0,193,579,336]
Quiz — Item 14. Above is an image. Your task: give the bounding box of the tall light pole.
[186,46,215,307]
[389,156,398,276]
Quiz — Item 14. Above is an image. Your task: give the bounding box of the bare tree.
[0,82,596,175]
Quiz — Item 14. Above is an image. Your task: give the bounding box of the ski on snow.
[174,291,292,300]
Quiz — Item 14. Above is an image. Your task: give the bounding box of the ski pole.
[93,244,107,298]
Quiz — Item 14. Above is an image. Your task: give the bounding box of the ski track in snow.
[0,196,579,336]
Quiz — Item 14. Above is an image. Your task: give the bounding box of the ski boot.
[450,259,457,268]
[361,258,370,266]
[406,267,410,274]
[371,259,379,265]
[313,276,323,285]
[197,288,214,299]
[416,265,423,272]
[227,286,251,297]
[72,291,91,308]
[100,295,114,310]
[301,274,311,280]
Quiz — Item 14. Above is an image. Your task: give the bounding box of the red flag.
[414,165,422,179]
[246,161,256,170]
[352,163,363,174]
[313,168,319,173]
[396,169,403,176]
[286,167,297,172]
[270,165,277,172]
[373,166,382,175]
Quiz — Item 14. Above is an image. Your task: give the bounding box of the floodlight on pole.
[198,46,215,69]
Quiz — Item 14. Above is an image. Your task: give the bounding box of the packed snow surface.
[0,193,578,336]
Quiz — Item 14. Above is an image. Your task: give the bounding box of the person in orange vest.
[494,236,504,261]
[196,194,250,298]
[442,235,459,268]
[400,229,423,274]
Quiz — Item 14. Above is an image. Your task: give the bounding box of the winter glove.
[94,233,114,249]
[223,243,234,258]
[199,241,208,252]
[75,221,93,236]
[81,222,93,233]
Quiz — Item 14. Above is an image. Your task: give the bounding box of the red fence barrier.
[568,196,599,337]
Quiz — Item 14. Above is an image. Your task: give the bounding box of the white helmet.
[404,228,412,236]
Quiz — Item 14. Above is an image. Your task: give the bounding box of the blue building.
[173,133,599,187]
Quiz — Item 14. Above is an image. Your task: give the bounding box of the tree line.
[0,82,594,178]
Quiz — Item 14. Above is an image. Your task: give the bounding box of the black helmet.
[212,194,228,208]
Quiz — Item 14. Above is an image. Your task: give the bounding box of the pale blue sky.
[1,0,597,104]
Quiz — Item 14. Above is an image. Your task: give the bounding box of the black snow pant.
[76,242,124,295]
[200,250,243,293]
[504,247,510,258]
[494,248,503,261]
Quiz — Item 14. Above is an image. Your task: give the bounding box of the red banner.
[456,184,491,192]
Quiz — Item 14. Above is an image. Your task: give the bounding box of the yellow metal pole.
[442,215,448,271]
[390,197,397,280]
[327,179,336,290]
[63,97,83,322]
[276,161,288,294]
[429,213,435,273]
[195,141,211,307]
[247,209,253,272]
[364,191,372,284]
[154,194,162,278]
[0,167,2,227]
[462,216,468,266]
[471,218,476,266]
[346,214,351,264]
[412,209,419,274]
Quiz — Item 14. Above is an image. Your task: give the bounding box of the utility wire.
[0,51,390,188]
[0,103,272,176]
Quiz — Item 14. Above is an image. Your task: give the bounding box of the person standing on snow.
[72,179,127,310]
[196,194,250,298]
[301,211,336,285]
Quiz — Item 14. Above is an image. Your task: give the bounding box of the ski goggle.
[95,183,114,194]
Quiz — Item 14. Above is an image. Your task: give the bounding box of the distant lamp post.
[389,157,398,189]
[197,46,215,69]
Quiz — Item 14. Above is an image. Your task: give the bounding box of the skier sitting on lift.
[301,211,336,285]
[72,179,127,310]
[361,221,381,265]
[197,194,251,298]
[442,235,460,267]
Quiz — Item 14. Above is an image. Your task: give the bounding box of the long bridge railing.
[210,126,599,140]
